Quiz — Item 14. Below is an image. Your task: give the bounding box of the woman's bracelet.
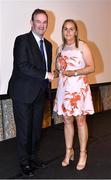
[74,70,78,76]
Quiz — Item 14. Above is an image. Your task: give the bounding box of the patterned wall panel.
[0,98,51,141]
[100,85,111,110]
[0,101,4,141]
[1,99,16,140]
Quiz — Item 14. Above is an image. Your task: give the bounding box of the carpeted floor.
[0,110,111,179]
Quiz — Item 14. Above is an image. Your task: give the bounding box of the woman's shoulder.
[78,40,87,52]
[79,39,87,46]
[56,44,63,54]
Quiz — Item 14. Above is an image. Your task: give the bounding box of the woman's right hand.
[53,69,59,78]
[59,56,67,71]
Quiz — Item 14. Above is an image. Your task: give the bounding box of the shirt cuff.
[45,72,48,79]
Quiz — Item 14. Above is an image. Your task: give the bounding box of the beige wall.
[0,3,2,93]
[109,1,111,67]
[0,0,111,94]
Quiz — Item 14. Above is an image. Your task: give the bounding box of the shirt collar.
[32,31,44,44]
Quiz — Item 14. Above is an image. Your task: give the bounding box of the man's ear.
[30,20,33,28]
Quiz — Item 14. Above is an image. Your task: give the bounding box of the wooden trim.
[1,82,111,114]
[0,82,111,99]
[90,82,111,88]
[0,94,10,100]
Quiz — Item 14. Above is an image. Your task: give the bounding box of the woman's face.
[63,21,76,43]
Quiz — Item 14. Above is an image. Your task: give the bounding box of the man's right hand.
[47,72,54,81]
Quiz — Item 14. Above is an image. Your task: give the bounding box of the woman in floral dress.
[53,19,95,170]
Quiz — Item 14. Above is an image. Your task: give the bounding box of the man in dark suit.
[8,9,53,177]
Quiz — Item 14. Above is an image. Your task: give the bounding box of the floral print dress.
[53,41,94,117]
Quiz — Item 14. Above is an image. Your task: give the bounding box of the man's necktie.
[40,39,45,60]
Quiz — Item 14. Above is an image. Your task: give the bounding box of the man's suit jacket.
[8,31,52,103]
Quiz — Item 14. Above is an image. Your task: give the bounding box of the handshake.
[47,70,59,81]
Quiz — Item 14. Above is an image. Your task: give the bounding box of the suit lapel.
[44,39,52,72]
[28,32,46,66]
[28,31,40,53]
[27,32,51,71]
[44,40,49,71]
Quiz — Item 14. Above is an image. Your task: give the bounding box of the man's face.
[31,13,48,38]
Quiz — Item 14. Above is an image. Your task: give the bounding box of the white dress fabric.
[53,41,94,117]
